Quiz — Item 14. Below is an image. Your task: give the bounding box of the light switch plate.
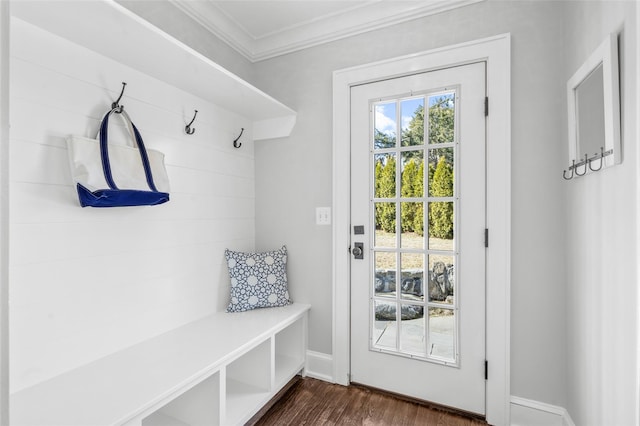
[316,207,331,225]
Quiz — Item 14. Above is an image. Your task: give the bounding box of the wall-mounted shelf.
[10,0,296,141]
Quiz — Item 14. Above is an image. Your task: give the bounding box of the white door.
[350,62,486,415]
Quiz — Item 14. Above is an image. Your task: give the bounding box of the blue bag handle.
[99,108,159,192]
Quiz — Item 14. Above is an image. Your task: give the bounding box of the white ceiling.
[171,0,483,62]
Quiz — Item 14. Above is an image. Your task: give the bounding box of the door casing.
[332,34,511,426]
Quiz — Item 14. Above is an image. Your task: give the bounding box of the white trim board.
[332,34,511,426]
[511,396,575,426]
[636,3,640,423]
[305,355,575,426]
[305,350,333,383]
[171,0,484,63]
[0,1,9,423]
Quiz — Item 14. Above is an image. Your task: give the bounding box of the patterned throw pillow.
[225,246,291,313]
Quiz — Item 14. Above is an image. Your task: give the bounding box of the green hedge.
[374,155,453,239]
[373,96,455,239]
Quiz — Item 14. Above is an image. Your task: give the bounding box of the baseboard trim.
[305,350,334,382]
[303,352,578,426]
[510,396,575,426]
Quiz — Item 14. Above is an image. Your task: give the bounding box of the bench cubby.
[225,339,272,425]
[142,374,220,426]
[274,316,306,388]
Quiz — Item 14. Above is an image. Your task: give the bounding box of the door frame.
[0,1,10,423]
[332,34,511,426]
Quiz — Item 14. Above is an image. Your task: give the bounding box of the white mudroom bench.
[11,303,311,426]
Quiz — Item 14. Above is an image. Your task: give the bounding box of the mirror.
[575,64,605,159]
[566,33,620,178]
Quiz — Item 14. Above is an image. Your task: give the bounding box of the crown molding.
[171,0,484,62]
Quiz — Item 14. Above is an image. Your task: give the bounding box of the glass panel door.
[371,91,458,364]
[350,62,486,414]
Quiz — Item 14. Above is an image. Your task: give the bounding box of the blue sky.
[375,97,424,137]
[374,93,454,137]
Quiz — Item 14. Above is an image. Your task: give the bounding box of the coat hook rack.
[562,146,612,180]
[233,128,244,148]
[111,82,127,113]
[185,110,198,135]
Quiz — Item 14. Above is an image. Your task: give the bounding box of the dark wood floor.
[251,377,487,426]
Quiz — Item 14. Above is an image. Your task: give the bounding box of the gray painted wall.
[562,2,638,425]
[121,0,639,418]
[251,0,568,408]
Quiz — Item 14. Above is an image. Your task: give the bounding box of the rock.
[400,270,423,297]
[428,261,454,301]
[375,263,454,302]
[375,269,396,293]
[375,303,424,321]
[375,303,396,320]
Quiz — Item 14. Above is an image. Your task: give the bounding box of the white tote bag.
[67,108,170,207]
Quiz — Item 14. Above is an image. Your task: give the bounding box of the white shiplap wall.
[9,19,256,393]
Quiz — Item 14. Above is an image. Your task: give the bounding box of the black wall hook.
[111,82,127,113]
[233,128,244,148]
[185,110,198,135]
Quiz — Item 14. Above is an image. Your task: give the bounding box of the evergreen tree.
[375,156,396,232]
[427,96,455,165]
[413,160,425,236]
[401,160,418,232]
[401,105,424,147]
[374,129,395,149]
[427,161,436,194]
[374,160,383,229]
[429,96,455,142]
[372,96,455,239]
[429,156,454,239]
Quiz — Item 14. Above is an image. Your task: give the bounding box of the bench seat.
[11,303,311,426]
